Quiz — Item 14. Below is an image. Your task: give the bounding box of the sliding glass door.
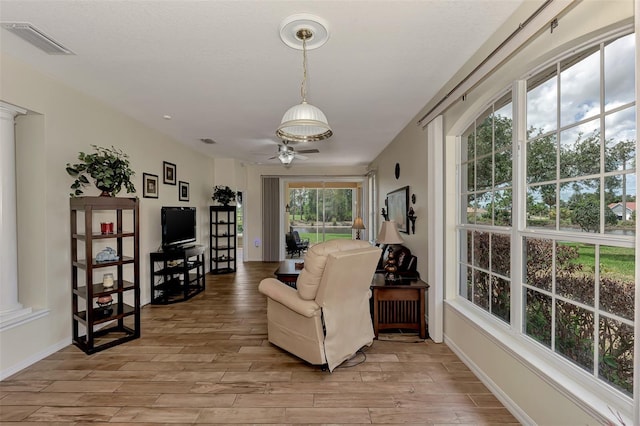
[286,180,364,245]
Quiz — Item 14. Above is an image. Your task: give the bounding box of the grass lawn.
[298,233,352,244]
[561,242,635,280]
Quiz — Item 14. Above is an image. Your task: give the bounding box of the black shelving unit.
[149,245,205,304]
[70,196,140,354]
[209,205,236,274]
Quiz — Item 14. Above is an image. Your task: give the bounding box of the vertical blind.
[262,177,280,261]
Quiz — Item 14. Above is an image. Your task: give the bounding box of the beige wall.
[1,53,216,377]
[371,0,635,423]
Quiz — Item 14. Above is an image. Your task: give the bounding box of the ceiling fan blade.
[268,155,278,160]
[296,148,320,154]
[294,154,308,161]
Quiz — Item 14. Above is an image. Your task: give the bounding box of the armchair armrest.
[258,278,321,318]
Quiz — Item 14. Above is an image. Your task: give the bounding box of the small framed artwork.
[179,181,189,202]
[163,161,177,185]
[143,173,159,198]
[387,186,409,233]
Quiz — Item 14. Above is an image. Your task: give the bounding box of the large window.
[459,93,513,323]
[458,32,636,398]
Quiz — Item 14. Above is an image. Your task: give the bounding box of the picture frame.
[178,181,189,202]
[163,161,177,185]
[142,173,159,198]
[386,186,409,233]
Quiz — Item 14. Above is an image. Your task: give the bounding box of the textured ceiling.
[0,0,524,166]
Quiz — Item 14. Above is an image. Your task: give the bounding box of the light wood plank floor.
[0,260,518,425]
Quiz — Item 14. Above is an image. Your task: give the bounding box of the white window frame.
[453,28,637,423]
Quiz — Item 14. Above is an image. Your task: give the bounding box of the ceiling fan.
[269,143,319,165]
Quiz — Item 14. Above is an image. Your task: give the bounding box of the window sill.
[445,298,633,425]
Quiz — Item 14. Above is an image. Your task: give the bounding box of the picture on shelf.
[163,161,177,185]
[179,181,189,202]
[142,173,159,198]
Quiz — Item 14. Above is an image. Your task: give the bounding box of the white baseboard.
[0,337,70,381]
[445,335,536,426]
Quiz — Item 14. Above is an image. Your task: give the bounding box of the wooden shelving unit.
[150,245,205,304]
[70,196,140,354]
[209,205,236,274]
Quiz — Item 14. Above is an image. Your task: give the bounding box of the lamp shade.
[352,217,365,230]
[376,221,404,245]
[276,101,333,142]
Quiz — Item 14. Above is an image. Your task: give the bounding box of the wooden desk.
[274,259,304,287]
[370,274,429,339]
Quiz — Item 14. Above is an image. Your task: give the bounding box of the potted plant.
[212,185,236,205]
[66,145,136,197]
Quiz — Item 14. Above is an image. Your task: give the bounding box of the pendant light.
[277,15,333,143]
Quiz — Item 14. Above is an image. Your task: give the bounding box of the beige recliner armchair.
[258,240,381,371]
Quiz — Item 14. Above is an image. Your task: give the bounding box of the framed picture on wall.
[163,161,177,185]
[143,173,159,198]
[179,181,189,202]
[387,186,409,233]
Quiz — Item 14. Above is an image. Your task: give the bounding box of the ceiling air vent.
[1,22,74,55]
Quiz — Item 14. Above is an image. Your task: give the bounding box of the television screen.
[161,207,196,250]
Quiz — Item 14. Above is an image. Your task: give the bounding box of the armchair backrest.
[297,239,374,300]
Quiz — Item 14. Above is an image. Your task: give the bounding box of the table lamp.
[375,221,404,281]
[352,217,365,239]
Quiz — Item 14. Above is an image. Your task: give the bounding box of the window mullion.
[511,80,527,333]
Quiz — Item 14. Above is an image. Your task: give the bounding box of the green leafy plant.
[66,145,136,197]
[212,185,236,205]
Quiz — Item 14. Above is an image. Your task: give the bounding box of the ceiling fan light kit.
[276,14,333,143]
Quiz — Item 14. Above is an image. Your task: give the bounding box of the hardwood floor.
[0,260,518,424]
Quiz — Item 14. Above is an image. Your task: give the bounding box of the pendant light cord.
[299,30,309,103]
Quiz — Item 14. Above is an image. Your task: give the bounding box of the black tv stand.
[150,245,205,304]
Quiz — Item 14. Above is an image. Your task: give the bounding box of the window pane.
[524,288,552,347]
[461,265,472,301]
[527,134,557,184]
[473,231,490,269]
[493,189,512,227]
[476,109,494,156]
[476,192,492,225]
[527,67,557,134]
[555,300,594,373]
[527,184,556,229]
[494,149,512,188]
[491,276,510,322]
[463,161,475,192]
[559,123,600,180]
[604,33,636,111]
[561,178,600,233]
[556,242,595,307]
[598,316,634,396]
[524,237,553,292]
[560,48,600,127]
[491,233,511,277]
[476,155,493,190]
[494,103,513,151]
[605,106,636,172]
[599,245,635,321]
[605,173,636,235]
[474,270,490,311]
[465,194,476,224]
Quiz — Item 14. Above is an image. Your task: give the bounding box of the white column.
[0,102,31,325]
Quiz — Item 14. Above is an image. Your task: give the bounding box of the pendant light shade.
[277,101,332,143]
[277,15,332,143]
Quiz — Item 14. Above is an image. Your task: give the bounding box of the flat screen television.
[161,206,196,250]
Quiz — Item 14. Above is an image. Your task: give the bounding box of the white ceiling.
[0,0,524,167]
